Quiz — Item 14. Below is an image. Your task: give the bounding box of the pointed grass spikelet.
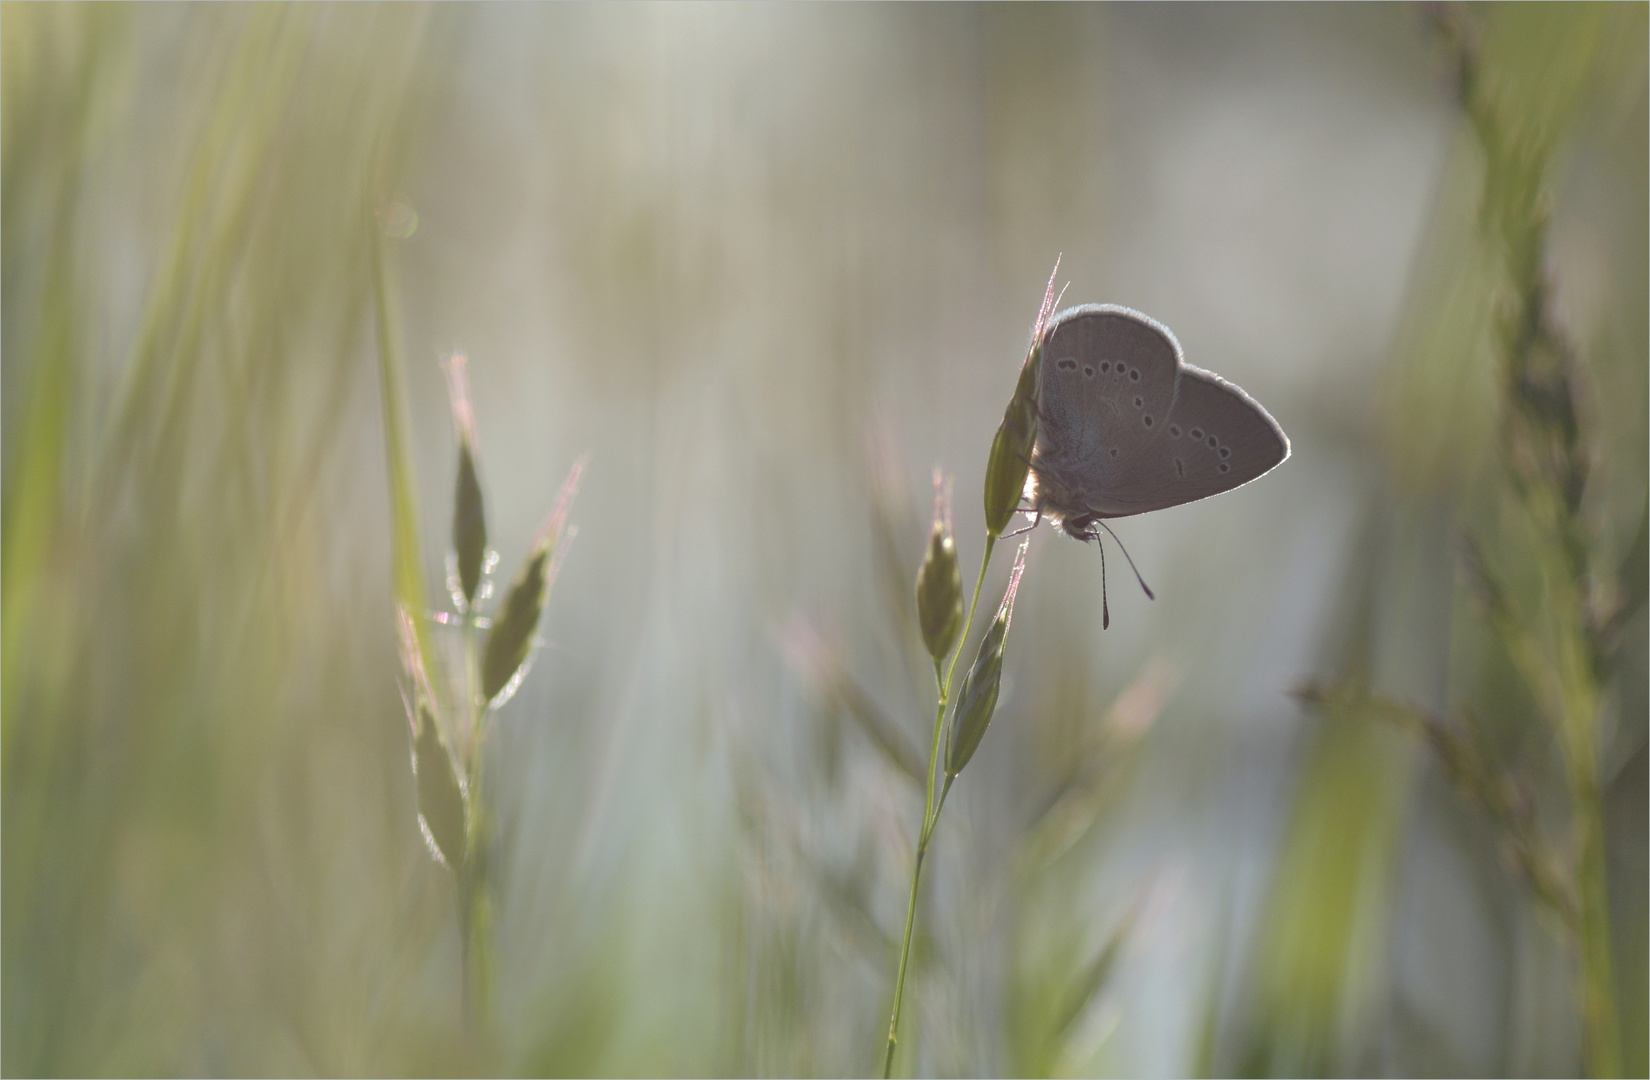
[915,471,962,666]
[945,539,1029,778]
[446,354,488,610]
[395,604,439,727]
[983,259,1060,538]
[413,700,468,870]
[481,455,586,707]
[397,605,467,869]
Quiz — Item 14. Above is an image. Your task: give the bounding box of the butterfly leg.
[1000,507,1042,538]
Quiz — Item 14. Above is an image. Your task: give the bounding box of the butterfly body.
[1029,304,1289,535]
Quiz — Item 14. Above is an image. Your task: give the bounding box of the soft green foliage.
[1009,899,1139,1078]
[1268,7,1647,1078]
[376,230,437,686]
[2,6,471,1075]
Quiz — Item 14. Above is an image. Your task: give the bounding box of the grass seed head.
[482,546,549,706]
[446,354,488,609]
[453,444,487,608]
[945,540,1029,777]
[395,603,438,725]
[480,456,585,706]
[413,701,467,871]
[984,345,1040,539]
[916,471,962,664]
[984,262,1059,537]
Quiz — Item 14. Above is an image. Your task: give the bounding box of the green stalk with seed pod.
[880,265,1055,1077]
[375,230,585,1037]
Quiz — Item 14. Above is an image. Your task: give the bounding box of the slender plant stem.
[883,534,996,1077]
[948,535,997,693]
[463,613,482,760]
[459,607,494,1035]
[460,610,480,1028]
[458,860,475,1025]
[933,775,954,824]
[370,229,432,668]
[882,781,934,1079]
[1552,617,1619,1077]
[1570,740,1619,1078]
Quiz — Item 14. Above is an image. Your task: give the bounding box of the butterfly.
[1019,303,1290,624]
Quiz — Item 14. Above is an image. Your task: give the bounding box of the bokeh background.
[3,3,1645,1076]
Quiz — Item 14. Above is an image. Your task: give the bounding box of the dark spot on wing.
[1174,458,1184,478]
[1133,396,1143,408]
[1099,361,1110,373]
[1190,428,1203,440]
[1218,462,1230,474]
[1109,448,1119,458]
[1218,446,1230,459]
[1083,366,1095,378]
[1129,369,1140,382]
[1142,415,1153,427]
[1206,435,1218,448]
[1056,358,1077,371]
[1169,425,1181,437]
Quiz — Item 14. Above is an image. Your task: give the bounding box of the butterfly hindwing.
[1155,365,1289,503]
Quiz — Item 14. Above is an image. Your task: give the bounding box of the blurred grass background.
[2,3,1644,1076]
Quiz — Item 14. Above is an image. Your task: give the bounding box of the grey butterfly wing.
[1093,364,1289,516]
[1033,300,1289,519]
[1037,305,1180,467]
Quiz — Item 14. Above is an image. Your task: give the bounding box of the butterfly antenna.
[1097,521,1155,600]
[1097,530,1111,630]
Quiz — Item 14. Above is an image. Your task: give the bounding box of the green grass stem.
[882,532,995,1077]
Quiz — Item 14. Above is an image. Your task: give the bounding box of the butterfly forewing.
[1039,306,1179,462]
